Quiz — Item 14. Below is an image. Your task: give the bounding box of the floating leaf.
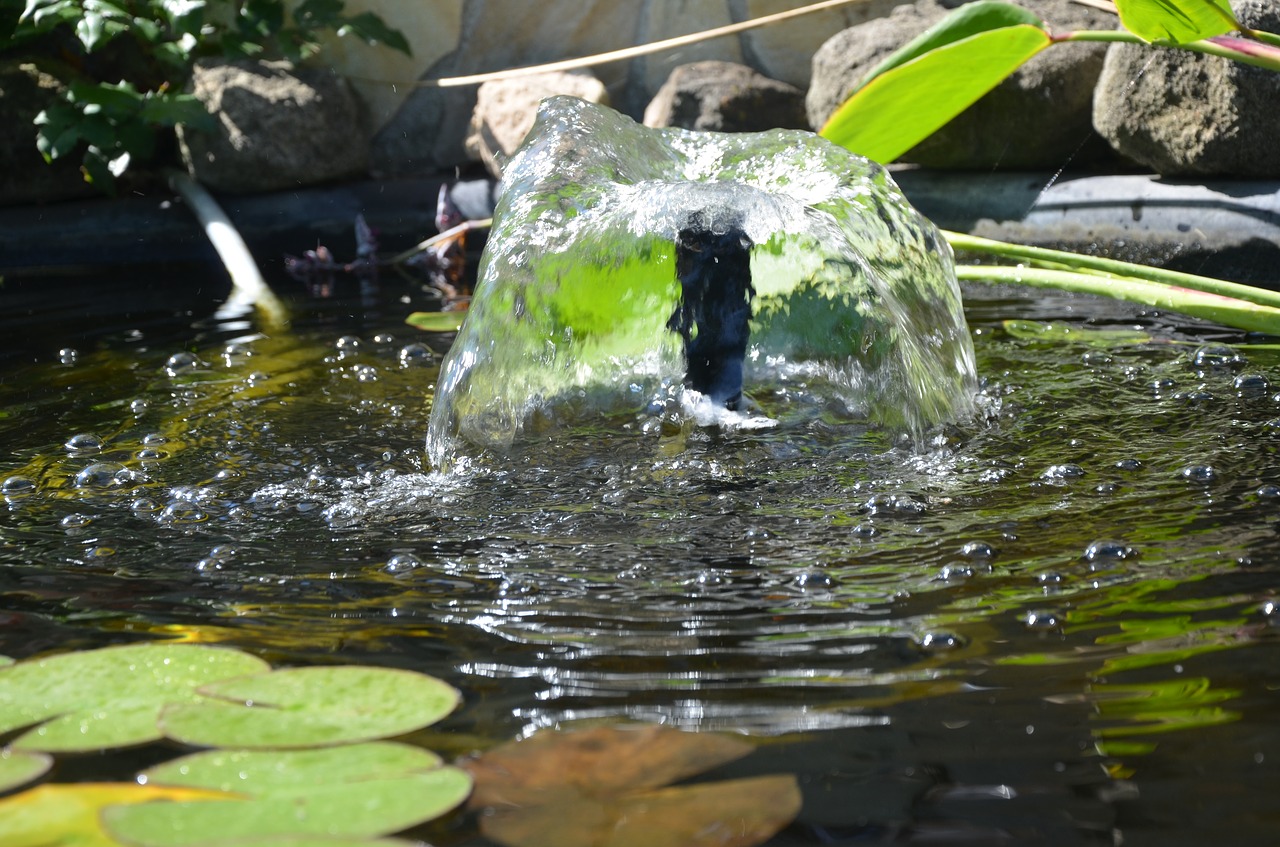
[0,782,227,847]
[1002,320,1153,347]
[0,748,52,793]
[1115,0,1237,44]
[467,724,752,808]
[821,22,1052,163]
[160,665,460,748]
[481,775,802,847]
[466,725,798,847]
[0,643,270,753]
[105,744,471,847]
[405,311,466,333]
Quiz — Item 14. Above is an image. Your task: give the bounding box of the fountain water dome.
[426,97,977,468]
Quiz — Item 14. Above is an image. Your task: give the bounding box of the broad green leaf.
[1001,319,1152,346]
[337,12,412,55]
[0,782,226,847]
[110,743,471,847]
[406,310,465,333]
[159,665,461,748]
[0,643,270,753]
[1115,0,1237,44]
[821,24,1052,163]
[857,0,1043,91]
[0,748,51,793]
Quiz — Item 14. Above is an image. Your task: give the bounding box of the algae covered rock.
[427,97,977,467]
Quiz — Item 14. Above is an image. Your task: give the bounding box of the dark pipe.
[667,213,755,409]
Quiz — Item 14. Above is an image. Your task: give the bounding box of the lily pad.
[160,665,461,749]
[0,644,270,752]
[405,311,465,333]
[465,725,799,847]
[0,748,52,793]
[0,782,227,847]
[105,743,472,847]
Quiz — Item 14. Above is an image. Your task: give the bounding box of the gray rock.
[0,63,95,206]
[1092,0,1280,177]
[177,59,369,193]
[643,60,808,132]
[807,0,1114,169]
[465,71,609,178]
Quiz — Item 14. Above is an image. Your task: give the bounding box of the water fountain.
[426,96,978,468]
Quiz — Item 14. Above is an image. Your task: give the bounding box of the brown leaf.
[479,774,803,847]
[465,724,753,809]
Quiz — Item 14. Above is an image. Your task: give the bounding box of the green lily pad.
[1002,319,1153,346]
[0,748,52,793]
[104,743,471,847]
[405,311,465,333]
[0,782,228,847]
[159,665,461,749]
[0,644,270,753]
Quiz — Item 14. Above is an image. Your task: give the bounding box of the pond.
[3,254,1280,845]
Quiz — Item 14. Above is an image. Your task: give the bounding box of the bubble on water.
[163,352,205,377]
[142,433,168,445]
[373,333,396,345]
[74,462,128,489]
[1151,377,1176,397]
[1234,373,1270,399]
[65,433,104,453]
[1037,571,1065,585]
[937,563,974,581]
[1115,458,1143,471]
[916,631,966,652]
[1191,344,1244,373]
[129,399,149,416]
[209,544,237,561]
[58,347,79,365]
[1041,463,1085,481]
[1256,484,1280,499]
[864,493,927,516]
[960,541,996,560]
[1179,464,1218,484]
[159,502,209,525]
[398,343,434,367]
[131,497,161,513]
[384,553,423,574]
[335,335,362,351]
[851,523,877,538]
[353,364,379,383]
[1023,610,1061,631]
[2,476,35,497]
[791,571,836,591]
[1081,351,1112,367]
[136,449,168,461]
[60,513,93,529]
[1083,540,1137,563]
[1094,482,1118,494]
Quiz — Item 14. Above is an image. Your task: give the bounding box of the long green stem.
[943,230,1280,311]
[955,264,1280,335]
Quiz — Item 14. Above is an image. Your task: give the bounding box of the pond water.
[3,262,1280,846]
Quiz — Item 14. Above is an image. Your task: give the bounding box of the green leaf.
[405,311,466,333]
[0,643,270,753]
[820,24,1052,163]
[856,1,1043,91]
[0,783,227,847]
[138,92,214,129]
[0,749,52,794]
[337,12,412,55]
[159,665,461,748]
[105,745,471,847]
[1115,0,1237,44]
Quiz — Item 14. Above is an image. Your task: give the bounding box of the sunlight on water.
[427,97,977,468]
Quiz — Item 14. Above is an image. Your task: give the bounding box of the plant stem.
[955,264,1280,335]
[1057,29,1280,72]
[943,230,1280,311]
[389,218,492,266]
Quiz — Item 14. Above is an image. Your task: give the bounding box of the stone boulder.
[0,63,96,206]
[1092,0,1280,177]
[807,0,1114,169]
[643,60,808,132]
[177,59,369,193]
[464,71,609,178]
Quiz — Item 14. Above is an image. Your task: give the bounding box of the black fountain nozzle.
[667,212,755,410]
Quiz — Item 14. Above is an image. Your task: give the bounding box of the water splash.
[427,97,977,468]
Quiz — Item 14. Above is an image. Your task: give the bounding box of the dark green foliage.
[2,0,410,192]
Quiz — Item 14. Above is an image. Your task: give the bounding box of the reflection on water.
[3,278,1280,844]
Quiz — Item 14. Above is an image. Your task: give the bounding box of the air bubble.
[1179,464,1217,484]
[65,433,103,453]
[792,571,836,591]
[163,352,205,377]
[129,399,149,416]
[1191,344,1244,373]
[937,564,974,581]
[1041,463,1085,480]
[1234,373,1270,399]
[960,541,996,560]
[74,462,128,489]
[58,348,78,365]
[398,343,434,366]
[1023,610,1061,631]
[159,502,209,525]
[2,476,35,496]
[384,552,423,573]
[335,335,361,350]
[1083,540,1137,562]
[60,513,93,529]
[916,632,966,652]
